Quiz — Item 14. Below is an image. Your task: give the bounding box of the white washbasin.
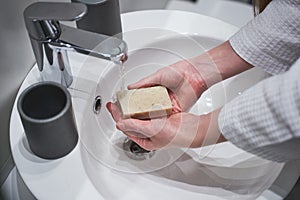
[10,10,295,200]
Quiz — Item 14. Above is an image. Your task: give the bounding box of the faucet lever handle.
[24,2,87,22]
[24,2,87,40]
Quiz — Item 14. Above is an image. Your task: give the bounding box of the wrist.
[191,41,253,89]
[192,108,226,148]
[211,41,253,79]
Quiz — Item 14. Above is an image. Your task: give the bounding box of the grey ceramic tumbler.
[17,82,78,159]
[71,0,122,38]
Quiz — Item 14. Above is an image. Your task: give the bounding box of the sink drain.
[123,138,155,160]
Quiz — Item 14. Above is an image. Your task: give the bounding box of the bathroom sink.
[10,10,295,199]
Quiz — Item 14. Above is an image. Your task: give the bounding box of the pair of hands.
[107,55,222,151]
[107,41,252,150]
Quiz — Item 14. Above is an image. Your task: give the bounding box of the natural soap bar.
[116,86,173,119]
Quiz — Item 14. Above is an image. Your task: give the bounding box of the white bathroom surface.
[166,0,254,28]
[10,10,294,200]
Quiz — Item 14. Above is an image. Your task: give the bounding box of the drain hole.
[123,138,155,160]
[130,142,150,154]
[93,96,102,114]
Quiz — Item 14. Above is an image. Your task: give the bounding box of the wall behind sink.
[0,0,36,188]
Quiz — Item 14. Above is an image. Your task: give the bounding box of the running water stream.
[112,53,155,160]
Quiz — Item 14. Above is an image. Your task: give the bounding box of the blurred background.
[0,0,298,199]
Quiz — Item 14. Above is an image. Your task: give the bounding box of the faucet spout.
[52,24,128,63]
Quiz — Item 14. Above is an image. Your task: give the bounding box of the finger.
[106,102,122,122]
[168,90,182,113]
[126,135,155,151]
[128,72,161,89]
[122,131,148,139]
[117,118,156,137]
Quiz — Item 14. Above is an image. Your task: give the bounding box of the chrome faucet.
[24,2,127,87]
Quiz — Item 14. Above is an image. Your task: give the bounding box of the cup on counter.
[17,81,78,159]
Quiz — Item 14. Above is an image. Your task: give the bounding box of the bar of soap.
[116,86,173,119]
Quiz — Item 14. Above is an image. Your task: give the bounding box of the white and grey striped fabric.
[218,0,300,162]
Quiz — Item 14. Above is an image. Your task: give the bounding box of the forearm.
[190,41,253,90]
[191,108,227,148]
[207,41,253,81]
